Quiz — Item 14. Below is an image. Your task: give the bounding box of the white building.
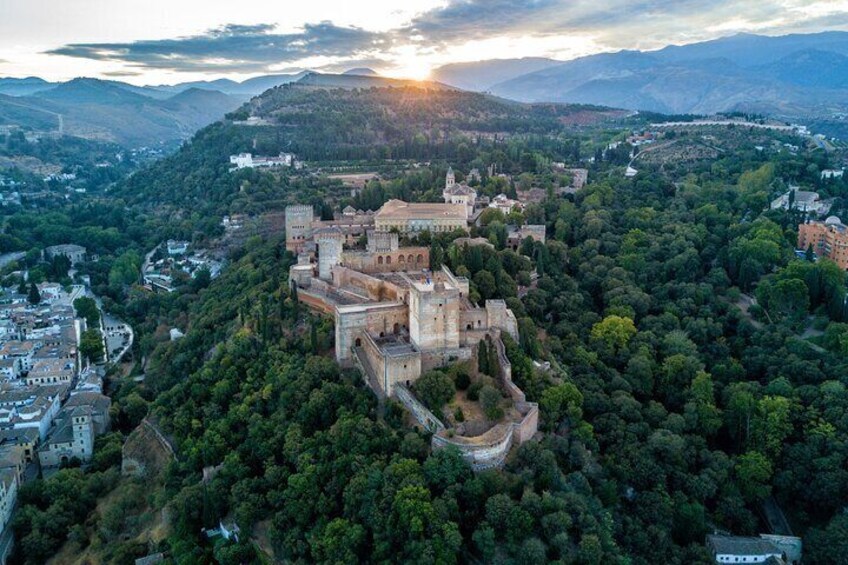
[166,240,189,255]
[489,194,523,214]
[821,168,844,180]
[770,188,832,215]
[229,152,294,171]
[706,535,784,564]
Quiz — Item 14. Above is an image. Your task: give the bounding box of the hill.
[343,68,380,76]
[118,83,620,209]
[0,76,55,97]
[430,57,561,91]
[151,72,306,97]
[0,78,243,146]
[293,71,457,90]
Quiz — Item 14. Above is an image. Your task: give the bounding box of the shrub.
[466,381,483,401]
[414,371,455,412]
[480,385,504,420]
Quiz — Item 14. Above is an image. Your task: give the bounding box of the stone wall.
[486,300,519,340]
[331,266,403,302]
[395,384,445,433]
[341,247,429,275]
[335,302,409,365]
[433,424,514,470]
[460,308,488,332]
[359,333,421,396]
[121,418,176,479]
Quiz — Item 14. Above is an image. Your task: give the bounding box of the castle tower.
[409,280,460,351]
[315,227,344,281]
[445,166,455,190]
[285,205,314,253]
[367,230,399,253]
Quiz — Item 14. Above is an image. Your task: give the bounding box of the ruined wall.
[121,418,176,479]
[420,348,473,372]
[460,308,488,332]
[513,403,539,444]
[367,230,398,253]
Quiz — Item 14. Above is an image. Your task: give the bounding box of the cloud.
[46,22,388,73]
[41,1,848,75]
[101,70,142,77]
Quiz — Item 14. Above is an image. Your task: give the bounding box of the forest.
[4,84,848,564]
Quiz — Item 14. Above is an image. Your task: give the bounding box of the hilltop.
[117,82,622,209]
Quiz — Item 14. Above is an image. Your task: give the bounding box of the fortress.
[286,172,538,468]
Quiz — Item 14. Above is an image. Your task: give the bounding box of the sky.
[1,0,847,84]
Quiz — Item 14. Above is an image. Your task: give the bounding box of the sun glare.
[392,57,432,81]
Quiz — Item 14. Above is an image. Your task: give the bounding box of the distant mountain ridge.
[0,78,243,146]
[431,57,562,92]
[480,32,848,118]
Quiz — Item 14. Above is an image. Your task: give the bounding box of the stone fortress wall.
[285,178,537,470]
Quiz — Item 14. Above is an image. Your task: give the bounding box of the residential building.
[25,359,75,386]
[821,168,844,180]
[0,468,17,537]
[797,216,848,269]
[489,194,523,214]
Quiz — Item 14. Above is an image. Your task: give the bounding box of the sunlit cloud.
[0,0,843,83]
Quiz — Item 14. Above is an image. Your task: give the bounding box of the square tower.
[409,280,460,351]
[285,205,314,252]
[367,230,399,253]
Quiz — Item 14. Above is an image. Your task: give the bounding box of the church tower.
[445,166,455,190]
[71,406,94,462]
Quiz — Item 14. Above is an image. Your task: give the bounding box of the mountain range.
[434,32,848,119]
[2,31,848,146]
[0,78,244,146]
